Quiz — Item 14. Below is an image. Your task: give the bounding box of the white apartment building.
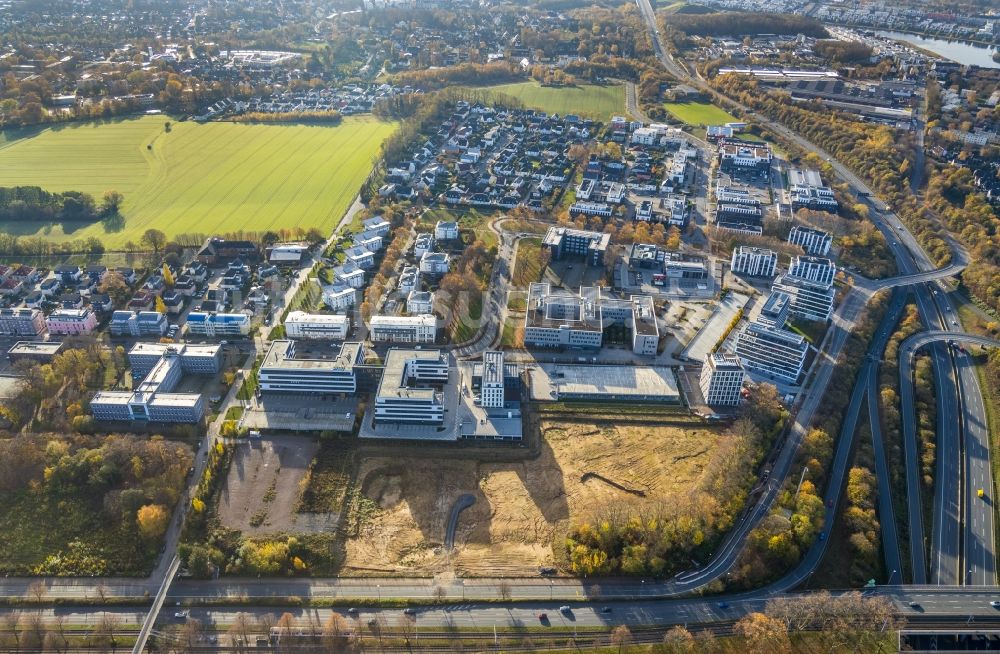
[0,307,46,337]
[435,221,459,240]
[407,290,434,315]
[420,251,451,275]
[735,322,808,385]
[284,311,350,340]
[414,233,435,257]
[700,353,746,406]
[788,225,833,256]
[397,266,420,294]
[323,284,357,311]
[731,246,777,277]
[369,314,437,344]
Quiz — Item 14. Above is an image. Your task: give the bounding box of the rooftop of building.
[285,311,349,325]
[260,339,363,372]
[377,348,445,402]
[7,341,63,356]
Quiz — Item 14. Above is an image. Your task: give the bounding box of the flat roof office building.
[91,344,219,424]
[735,322,808,385]
[523,283,659,355]
[542,227,611,266]
[374,349,449,425]
[772,274,835,322]
[7,341,64,364]
[284,311,350,340]
[185,312,251,337]
[700,353,746,406]
[757,290,791,329]
[731,246,777,277]
[258,339,363,394]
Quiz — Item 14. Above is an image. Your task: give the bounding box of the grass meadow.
[663,100,739,126]
[480,81,625,119]
[0,115,396,246]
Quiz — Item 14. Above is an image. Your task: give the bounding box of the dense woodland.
[0,433,192,575]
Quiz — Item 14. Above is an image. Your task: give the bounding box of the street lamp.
[550,580,554,600]
[377,584,381,601]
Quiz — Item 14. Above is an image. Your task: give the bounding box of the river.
[875,30,1000,69]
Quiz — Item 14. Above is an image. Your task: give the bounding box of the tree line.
[0,186,121,223]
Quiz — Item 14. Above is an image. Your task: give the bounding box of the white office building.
[258,340,363,394]
[373,349,449,425]
[788,255,836,287]
[369,314,437,344]
[730,246,777,277]
[735,322,808,384]
[479,350,506,408]
[700,353,746,406]
[523,283,658,355]
[285,311,350,340]
[772,275,835,322]
[788,225,833,256]
[757,290,791,329]
[91,343,220,423]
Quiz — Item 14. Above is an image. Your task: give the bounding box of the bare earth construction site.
[218,414,724,576]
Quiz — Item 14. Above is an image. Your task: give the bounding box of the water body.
[875,29,1000,69]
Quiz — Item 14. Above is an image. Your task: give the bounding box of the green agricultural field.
[663,101,739,126]
[480,81,625,119]
[0,115,396,247]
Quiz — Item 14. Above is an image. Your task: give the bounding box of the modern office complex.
[629,244,708,279]
[788,255,836,287]
[0,307,46,337]
[185,311,251,337]
[523,283,659,355]
[734,322,809,384]
[90,343,221,423]
[772,275,835,322]
[369,314,437,344]
[757,290,792,329]
[109,310,168,337]
[284,311,350,340]
[700,353,746,406]
[789,184,838,212]
[373,348,449,425]
[542,227,611,266]
[730,246,778,277]
[788,225,833,256]
[718,140,772,171]
[257,339,364,394]
[478,350,506,408]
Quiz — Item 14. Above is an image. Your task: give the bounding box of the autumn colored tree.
[137,504,170,540]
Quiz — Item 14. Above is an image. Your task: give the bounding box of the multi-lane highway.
[634,0,994,588]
